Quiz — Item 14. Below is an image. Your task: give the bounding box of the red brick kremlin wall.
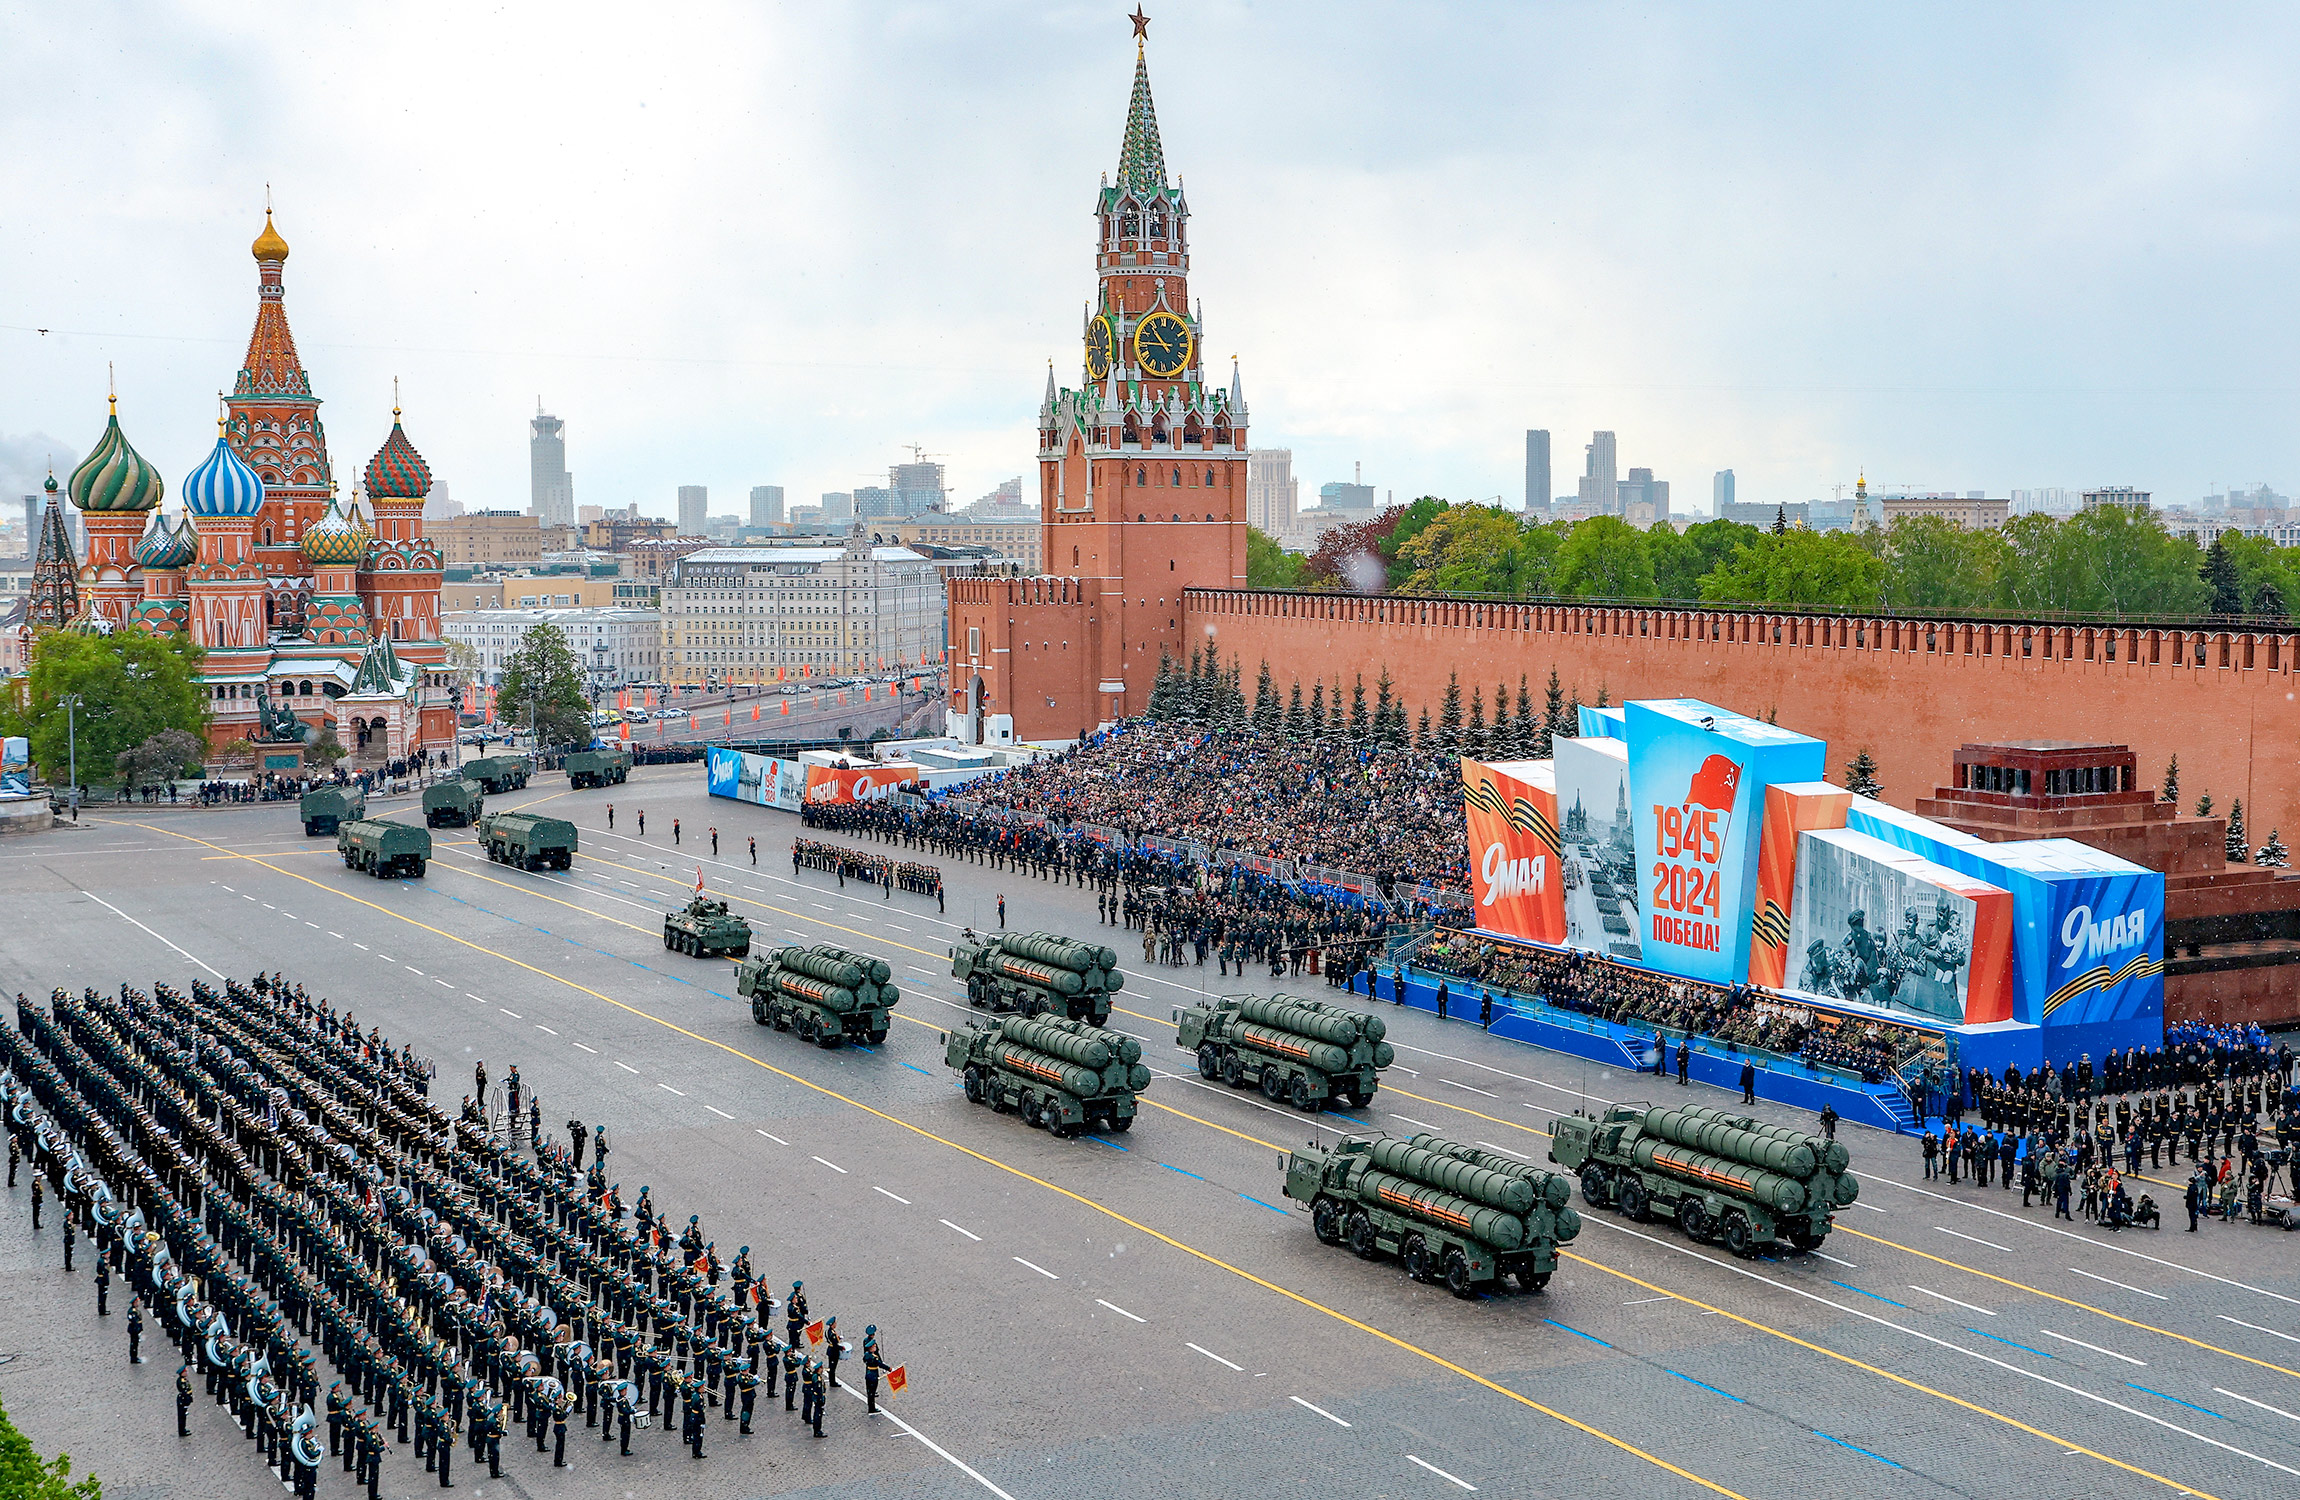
[1188,588,2300,855]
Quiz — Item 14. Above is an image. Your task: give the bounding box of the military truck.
[950,932,1124,1025]
[663,894,752,958]
[1283,1131,1581,1297]
[462,755,532,795]
[475,811,577,872]
[337,819,433,879]
[564,745,632,790]
[737,944,897,1046]
[299,785,366,838]
[1177,994,1394,1112]
[944,1013,1147,1138]
[421,778,484,828]
[1547,1102,1858,1257]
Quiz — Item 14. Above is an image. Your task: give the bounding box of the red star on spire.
[1130,7,1150,41]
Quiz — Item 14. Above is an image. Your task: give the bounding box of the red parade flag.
[886,1365,907,1395]
[804,1319,825,1347]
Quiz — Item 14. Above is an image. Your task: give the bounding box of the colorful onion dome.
[182,432,266,518]
[252,208,290,263]
[68,401,165,512]
[302,496,372,565]
[363,408,432,499]
[44,471,58,495]
[132,513,200,570]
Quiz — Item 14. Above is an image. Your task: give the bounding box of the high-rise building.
[819,492,855,522]
[891,461,947,517]
[677,485,707,536]
[1525,430,1551,512]
[1577,431,1618,513]
[853,485,900,520]
[1246,449,1297,534]
[750,485,785,526]
[1713,470,1734,512]
[1617,467,1669,525]
[2082,487,2151,511]
[529,404,574,526]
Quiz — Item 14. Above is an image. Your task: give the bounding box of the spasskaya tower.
[947,9,1249,742]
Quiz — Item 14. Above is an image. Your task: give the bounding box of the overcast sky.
[5,2,2299,525]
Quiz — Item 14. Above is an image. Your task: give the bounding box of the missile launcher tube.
[1366,1138,1535,1214]
[989,1044,1105,1099]
[1669,1105,1848,1176]
[1236,995,1366,1047]
[769,971,861,1014]
[998,1015,1141,1068]
[1414,1137,1576,1211]
[1001,933,1119,973]
[1357,1169,1527,1252]
[985,954,1085,995]
[1628,1138,1809,1214]
[782,950,867,989]
[1232,1022,1357,1077]
[1647,1109,1817,1178]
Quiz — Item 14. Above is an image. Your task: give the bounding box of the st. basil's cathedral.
[22,209,457,765]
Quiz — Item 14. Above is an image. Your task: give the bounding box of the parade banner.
[1625,700,1825,986]
[1554,736,1641,962]
[802,764,922,806]
[1748,781,1852,988]
[706,746,805,810]
[1462,756,1566,945]
[1784,827,2014,1025]
[886,1365,908,1395]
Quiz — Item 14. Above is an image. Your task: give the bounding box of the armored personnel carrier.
[737,944,896,1046]
[475,811,576,871]
[1548,1102,1858,1256]
[299,785,366,838]
[1177,994,1393,1111]
[421,777,484,828]
[337,819,432,879]
[663,894,752,959]
[944,1013,1147,1138]
[565,745,631,790]
[950,931,1123,1025]
[1283,1131,1580,1296]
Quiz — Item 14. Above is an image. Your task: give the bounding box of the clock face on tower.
[1085,315,1115,383]
[1132,310,1194,379]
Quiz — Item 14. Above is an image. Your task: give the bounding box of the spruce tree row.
[1146,654,1607,758]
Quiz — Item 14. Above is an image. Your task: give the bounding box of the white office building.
[662,530,945,687]
[443,607,663,690]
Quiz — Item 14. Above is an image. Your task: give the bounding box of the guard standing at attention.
[785,1281,808,1348]
[781,1340,803,1411]
[801,1356,827,1437]
[734,1358,759,1433]
[96,1257,111,1316]
[28,1173,39,1230]
[126,1298,143,1362]
[62,1214,75,1272]
[177,1364,195,1436]
[861,1327,887,1414]
[552,1390,571,1467]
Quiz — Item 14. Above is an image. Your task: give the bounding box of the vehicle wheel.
[1520,1270,1551,1293]
[868,1030,888,1046]
[963,1067,984,1103]
[752,1003,769,1027]
[772,1009,790,1032]
[411,861,425,877]
[1260,1068,1284,1101]
[1051,1119,1079,1140]
[1618,1181,1649,1223]
[1346,1210,1379,1260]
[1196,1045,1221,1080]
[1677,1199,1708,1242]
[1107,1115,1132,1132]
[817,1032,842,1049]
[1221,1056,1244,1089]
[1021,1098,1043,1129]
[733,943,750,959]
[1312,1198,1345,1245]
[1579,1167,1610,1209]
[1721,1211,1755,1259]
[1289,1076,1314,1112]
[1788,1229,1825,1254]
[1442,1249,1473,1299]
[305,823,319,837]
[1401,1234,1432,1283]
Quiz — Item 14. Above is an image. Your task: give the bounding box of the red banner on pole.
[886,1365,908,1395]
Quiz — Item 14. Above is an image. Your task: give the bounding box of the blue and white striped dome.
[181,434,265,518]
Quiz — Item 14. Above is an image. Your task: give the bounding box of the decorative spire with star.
[1117,10,1167,195]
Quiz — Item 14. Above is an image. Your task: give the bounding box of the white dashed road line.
[2217,1387,2300,1423]
[2221,1316,2300,1347]
[535,1025,557,1035]
[572,1043,596,1054]
[941,1220,980,1241]
[1933,1226,2010,1252]
[1408,1454,1477,1491]
[1906,1285,1991,1317]
[615,1062,639,1074]
[1291,1395,1350,1426]
[756,1130,788,1144]
[1439,1079,1497,1098]
[1096,1299,1143,1322]
[873,1186,910,1204]
[1187,1342,1242,1371]
[659,1084,686,1096]
[814,1155,846,1173]
[2039,1329,2144,1365]
[704,1105,734,1119]
[1013,1257,1059,1280]
[2068,1267,2167,1300]
[500,1008,524,1019]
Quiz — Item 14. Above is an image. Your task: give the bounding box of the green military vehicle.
[299,784,367,838]
[421,777,485,828]
[1177,994,1394,1112]
[945,1013,1147,1138]
[565,745,632,790]
[337,819,433,879]
[1283,1131,1581,1296]
[1548,1102,1858,1257]
[663,894,752,958]
[462,754,532,795]
[737,943,898,1046]
[475,811,577,872]
[950,931,1124,1025]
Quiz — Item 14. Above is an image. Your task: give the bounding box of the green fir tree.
[1439,672,1464,749]
[1538,668,1564,756]
[1308,679,1329,739]
[1513,674,1535,759]
[1252,660,1277,735]
[2226,799,2248,863]
[2196,792,2214,819]
[1415,707,1432,751]
[1843,747,1883,799]
[1373,668,1398,746]
[1465,686,1487,755]
[2257,829,2288,868]
[2160,755,2179,805]
[1349,674,1370,741]
[1284,679,1307,740]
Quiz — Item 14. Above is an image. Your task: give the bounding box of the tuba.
[289,1405,325,1468]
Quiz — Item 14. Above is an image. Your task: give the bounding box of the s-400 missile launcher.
[1547,1102,1857,1257]
[737,944,896,1047]
[950,931,1124,1025]
[944,1013,1147,1139]
[1177,994,1394,1112]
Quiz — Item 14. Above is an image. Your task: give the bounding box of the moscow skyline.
[5,3,2300,522]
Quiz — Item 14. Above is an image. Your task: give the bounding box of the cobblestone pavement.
[1,763,2295,1500]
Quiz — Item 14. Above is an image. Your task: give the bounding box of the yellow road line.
[1562,1251,2226,1499]
[1839,1225,2300,1386]
[122,818,1749,1500]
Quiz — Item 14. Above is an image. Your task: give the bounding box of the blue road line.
[1828,1280,1909,1308]
[899,1062,932,1076]
[851,1043,877,1053]
[1813,1431,1901,1469]
[1087,1135,1131,1152]
[1966,1328,2052,1359]
[1543,1319,1613,1348]
[1163,1164,1206,1181]
[1320,1111,1369,1127]
[1238,1194,1288,1213]
[1666,1370,1743,1402]
[707,992,733,1002]
[2125,1383,2225,1419]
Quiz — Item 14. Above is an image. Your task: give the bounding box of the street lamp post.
[58,693,82,822]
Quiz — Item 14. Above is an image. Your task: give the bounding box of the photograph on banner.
[1553,736,1641,961]
[1783,827,2013,1025]
[706,746,805,810]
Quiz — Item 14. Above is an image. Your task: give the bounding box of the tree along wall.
[1189,589,2300,858]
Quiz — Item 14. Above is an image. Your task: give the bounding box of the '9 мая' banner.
[1626,701,1825,986]
[1462,757,1566,945]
